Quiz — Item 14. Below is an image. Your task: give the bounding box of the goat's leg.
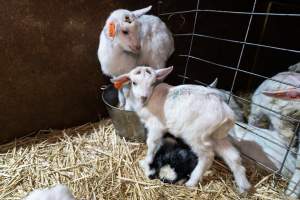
[214,138,251,193]
[285,137,300,198]
[139,128,164,177]
[185,140,214,187]
[248,104,264,127]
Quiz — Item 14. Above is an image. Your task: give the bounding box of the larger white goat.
[248,71,300,138]
[98,6,174,107]
[111,66,251,192]
[255,87,300,198]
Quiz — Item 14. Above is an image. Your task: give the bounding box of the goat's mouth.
[141,97,149,105]
[129,45,141,54]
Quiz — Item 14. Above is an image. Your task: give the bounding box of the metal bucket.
[101,85,146,142]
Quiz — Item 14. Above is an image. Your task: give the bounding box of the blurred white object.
[23,184,75,200]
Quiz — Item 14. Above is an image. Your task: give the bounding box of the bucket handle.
[100,85,109,91]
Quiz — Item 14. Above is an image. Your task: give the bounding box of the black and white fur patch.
[149,133,198,184]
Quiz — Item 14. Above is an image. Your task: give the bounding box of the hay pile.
[0,120,288,200]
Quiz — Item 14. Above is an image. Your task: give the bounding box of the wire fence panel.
[157,0,300,195]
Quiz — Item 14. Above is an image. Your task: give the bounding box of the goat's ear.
[263,88,300,100]
[111,74,130,90]
[132,5,152,18]
[155,66,173,81]
[106,20,117,40]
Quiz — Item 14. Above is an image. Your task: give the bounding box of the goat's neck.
[137,83,172,125]
[127,88,144,112]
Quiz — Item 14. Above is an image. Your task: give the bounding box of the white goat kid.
[98,6,174,107]
[112,66,251,192]
[23,184,75,200]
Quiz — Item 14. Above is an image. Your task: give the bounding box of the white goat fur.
[289,62,300,73]
[98,6,174,78]
[249,71,300,138]
[112,66,251,192]
[229,122,295,177]
[204,78,244,122]
[248,70,300,198]
[229,122,300,198]
[214,89,244,122]
[23,184,75,200]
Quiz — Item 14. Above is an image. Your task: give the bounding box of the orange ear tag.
[108,22,116,38]
[113,77,130,90]
[114,81,124,90]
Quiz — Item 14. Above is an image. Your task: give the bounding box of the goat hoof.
[185,180,197,187]
[139,159,155,177]
[238,181,252,194]
[238,186,251,194]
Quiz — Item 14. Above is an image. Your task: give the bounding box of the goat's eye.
[122,30,128,35]
[125,16,131,23]
[132,81,137,86]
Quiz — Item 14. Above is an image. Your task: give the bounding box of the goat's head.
[105,6,152,54]
[111,66,173,106]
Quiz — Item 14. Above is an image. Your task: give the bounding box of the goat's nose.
[141,96,147,103]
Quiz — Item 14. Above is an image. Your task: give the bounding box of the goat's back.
[138,15,174,68]
[164,85,235,139]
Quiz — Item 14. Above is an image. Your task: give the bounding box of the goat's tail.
[211,102,235,139]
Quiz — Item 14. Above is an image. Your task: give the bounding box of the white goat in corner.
[259,87,300,198]
[98,6,174,107]
[111,66,251,192]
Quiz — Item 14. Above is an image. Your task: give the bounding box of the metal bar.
[241,153,293,181]
[228,0,257,104]
[178,54,300,88]
[174,33,300,54]
[235,122,294,152]
[182,0,200,84]
[177,73,300,124]
[160,9,300,17]
[249,2,274,90]
[278,122,300,183]
[162,0,300,190]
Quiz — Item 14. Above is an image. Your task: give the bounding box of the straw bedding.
[0,120,288,200]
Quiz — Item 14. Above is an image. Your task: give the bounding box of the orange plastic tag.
[108,22,116,38]
[114,81,124,90]
[113,77,130,90]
